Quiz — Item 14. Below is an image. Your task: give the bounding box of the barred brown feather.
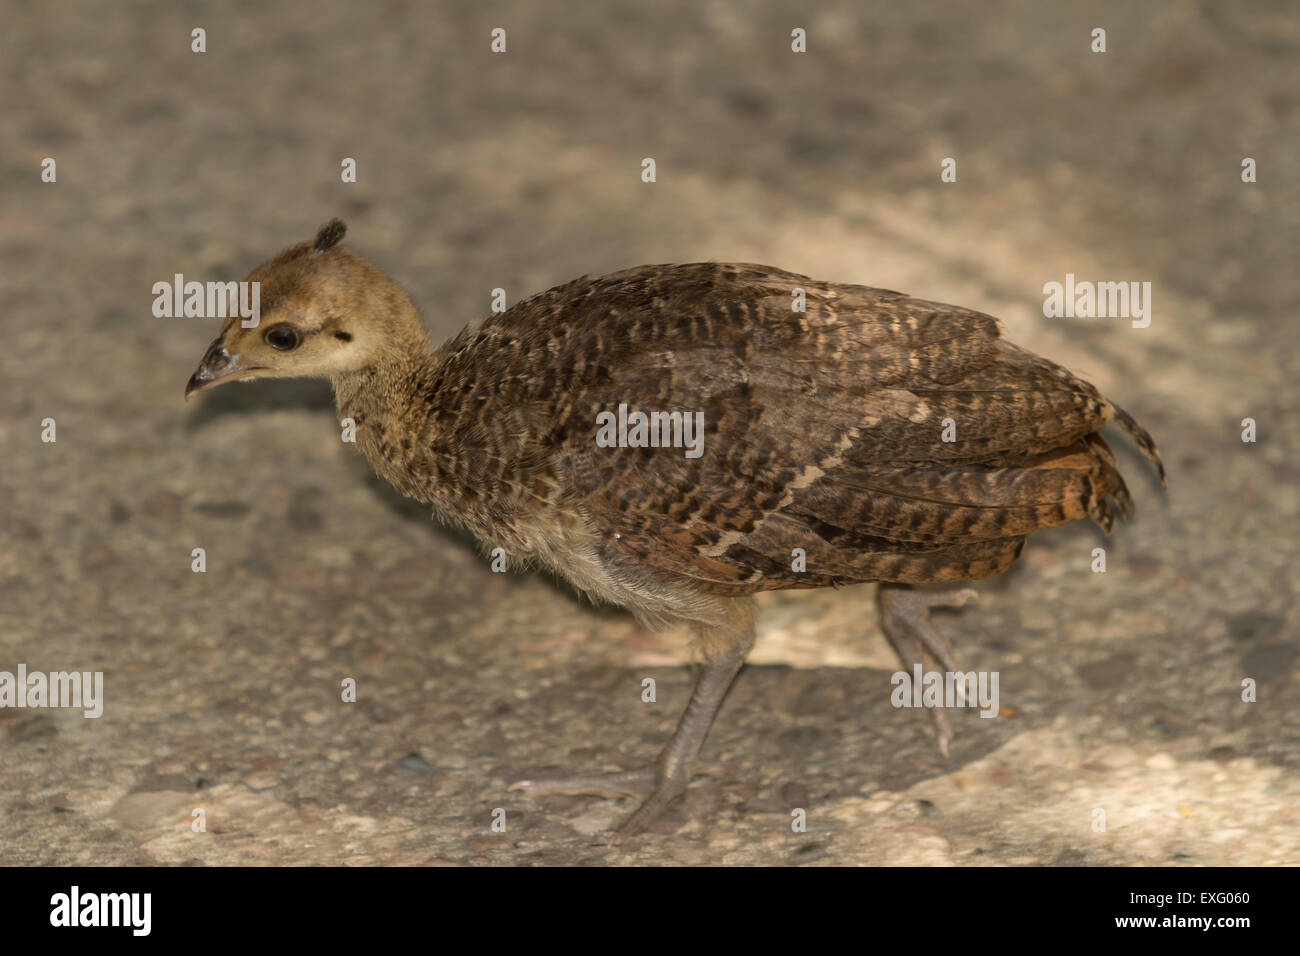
[334,261,1164,620]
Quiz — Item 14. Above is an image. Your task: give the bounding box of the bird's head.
[185,219,428,398]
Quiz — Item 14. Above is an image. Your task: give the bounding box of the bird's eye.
[264,325,300,351]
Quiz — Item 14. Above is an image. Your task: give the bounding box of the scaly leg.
[877,584,979,756]
[510,597,755,839]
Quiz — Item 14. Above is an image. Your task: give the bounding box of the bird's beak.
[185,335,266,399]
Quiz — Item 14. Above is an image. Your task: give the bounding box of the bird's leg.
[877,584,979,757]
[612,636,750,838]
[510,598,755,839]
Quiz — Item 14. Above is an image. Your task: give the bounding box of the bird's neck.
[330,348,436,501]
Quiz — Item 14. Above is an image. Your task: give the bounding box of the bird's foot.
[508,764,689,841]
[878,585,979,757]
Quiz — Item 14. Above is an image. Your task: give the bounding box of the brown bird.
[186,220,1165,838]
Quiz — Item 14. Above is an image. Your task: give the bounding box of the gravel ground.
[1,0,1297,865]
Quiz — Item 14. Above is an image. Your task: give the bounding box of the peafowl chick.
[186,220,1165,838]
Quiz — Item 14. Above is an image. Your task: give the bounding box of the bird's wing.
[503,264,1152,591]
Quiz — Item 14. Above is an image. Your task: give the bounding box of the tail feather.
[1111,404,1167,485]
[1077,403,1163,535]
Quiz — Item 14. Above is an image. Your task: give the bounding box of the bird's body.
[187,222,1164,837]
[335,261,1158,627]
